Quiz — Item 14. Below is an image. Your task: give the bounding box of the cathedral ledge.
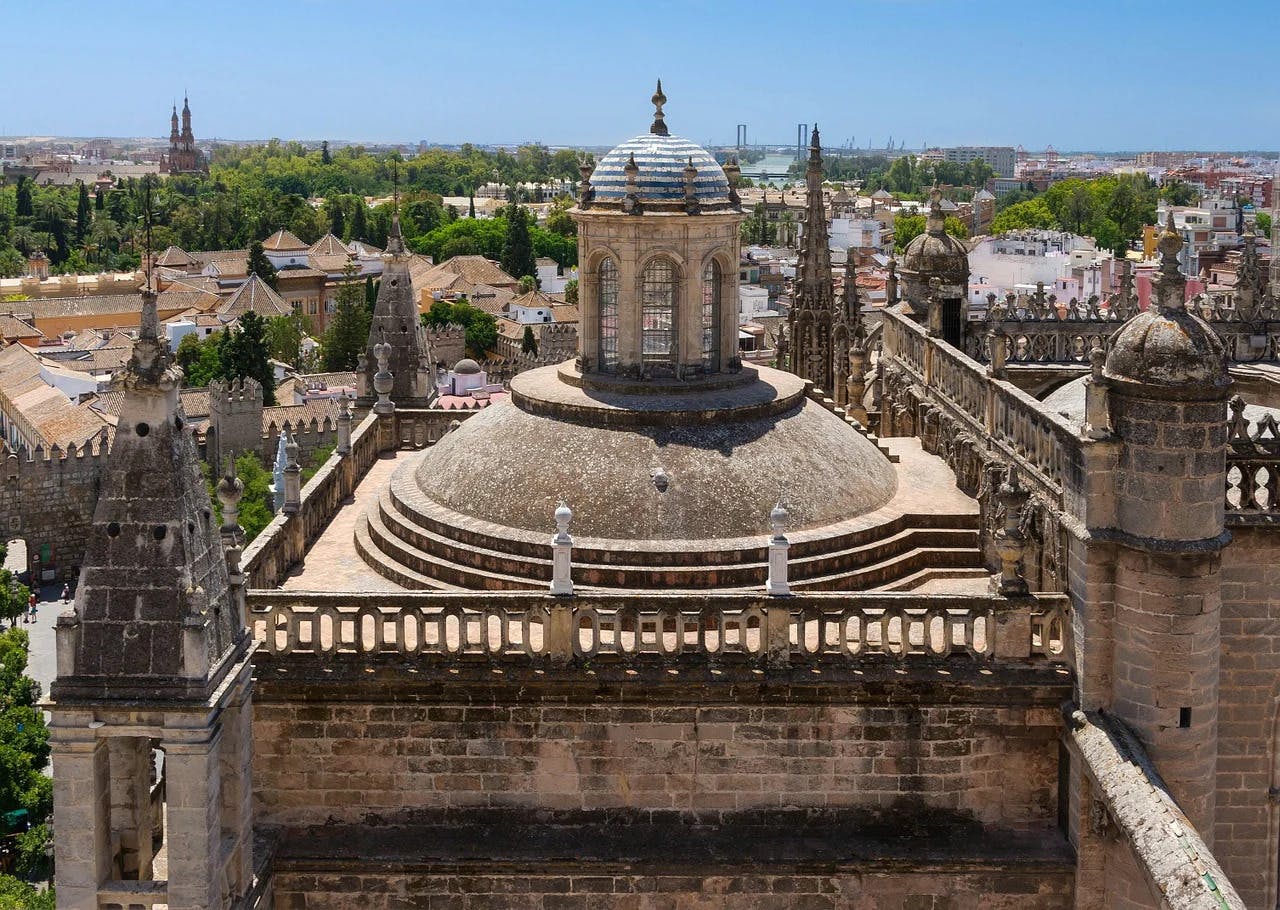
[509,360,807,428]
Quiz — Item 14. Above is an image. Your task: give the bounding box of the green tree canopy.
[423,299,497,358]
[219,311,276,405]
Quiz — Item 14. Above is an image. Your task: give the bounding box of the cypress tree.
[320,140,332,165]
[75,183,92,242]
[521,325,538,356]
[15,178,32,217]
[322,262,370,371]
[247,241,279,289]
[328,198,345,238]
[501,203,536,284]
[94,188,104,211]
[350,201,368,243]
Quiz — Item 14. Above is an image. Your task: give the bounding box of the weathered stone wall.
[270,869,1075,910]
[0,441,107,579]
[253,696,1062,829]
[1214,524,1280,908]
[254,667,1072,906]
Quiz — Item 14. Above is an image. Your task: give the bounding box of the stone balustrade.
[246,590,1072,667]
[1226,394,1280,521]
[97,880,168,909]
[882,308,1080,501]
[242,407,478,589]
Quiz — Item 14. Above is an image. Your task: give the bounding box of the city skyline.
[5,0,1279,151]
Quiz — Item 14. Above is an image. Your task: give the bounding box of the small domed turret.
[1104,214,1228,393]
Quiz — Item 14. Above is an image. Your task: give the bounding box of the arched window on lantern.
[641,257,677,376]
[598,257,619,373]
[701,259,722,373]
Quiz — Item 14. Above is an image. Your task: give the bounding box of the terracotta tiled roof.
[0,314,43,341]
[47,346,132,374]
[262,229,308,252]
[167,275,223,295]
[550,303,580,324]
[0,344,110,450]
[308,233,351,257]
[261,397,340,430]
[274,267,327,280]
[217,274,292,319]
[509,289,556,309]
[156,245,198,268]
[418,256,518,291]
[457,283,515,317]
[309,253,358,274]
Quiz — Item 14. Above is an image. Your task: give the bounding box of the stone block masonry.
[252,666,1073,905]
[270,869,1075,910]
[255,699,1061,828]
[0,438,108,578]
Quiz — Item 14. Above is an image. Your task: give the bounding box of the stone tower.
[571,82,744,379]
[207,377,263,475]
[1270,164,1280,297]
[789,126,835,393]
[46,283,256,909]
[898,188,970,348]
[358,211,435,408]
[164,95,202,175]
[1089,214,1230,837]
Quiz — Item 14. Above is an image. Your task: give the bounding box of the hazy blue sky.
[3,0,1277,151]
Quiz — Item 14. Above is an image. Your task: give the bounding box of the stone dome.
[410,364,896,542]
[1104,308,1228,390]
[454,358,481,375]
[901,230,969,278]
[590,134,730,205]
[1104,217,1228,392]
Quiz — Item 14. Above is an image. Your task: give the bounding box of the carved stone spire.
[788,123,835,393]
[650,79,668,136]
[1154,212,1186,314]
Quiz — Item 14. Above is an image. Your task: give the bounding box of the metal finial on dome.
[650,79,669,137]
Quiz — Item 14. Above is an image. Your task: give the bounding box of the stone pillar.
[217,689,254,898]
[336,395,352,455]
[162,729,223,910]
[282,432,301,516]
[766,501,790,596]
[51,724,111,907]
[993,470,1029,596]
[550,501,574,596]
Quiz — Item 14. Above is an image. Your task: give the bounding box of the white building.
[967,231,1107,307]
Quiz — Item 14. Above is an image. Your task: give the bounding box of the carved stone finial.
[650,79,668,136]
[766,500,791,596]
[550,500,574,596]
[373,339,394,414]
[216,456,244,534]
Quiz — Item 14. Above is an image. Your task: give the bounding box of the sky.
[2,0,1277,152]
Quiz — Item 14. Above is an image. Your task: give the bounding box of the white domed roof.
[590,133,730,205]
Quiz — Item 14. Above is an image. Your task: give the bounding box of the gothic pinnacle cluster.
[788,126,843,397]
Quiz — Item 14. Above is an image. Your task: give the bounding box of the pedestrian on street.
[61,584,70,602]
[26,592,35,623]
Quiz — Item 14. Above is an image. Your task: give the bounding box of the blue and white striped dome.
[590,133,731,205]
